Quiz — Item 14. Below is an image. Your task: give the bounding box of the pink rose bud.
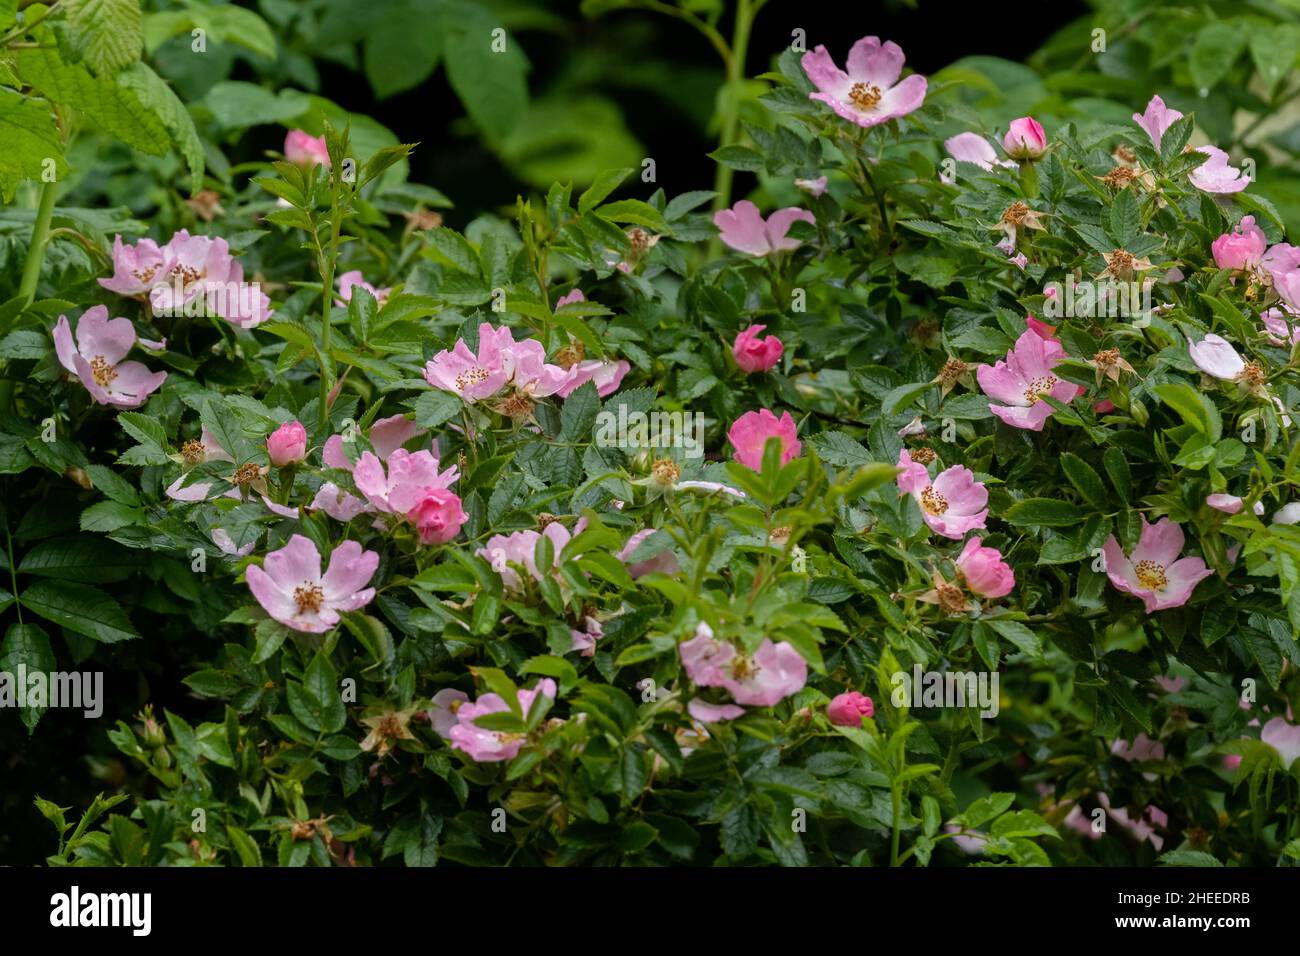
[267,420,308,467]
[732,324,784,373]
[955,536,1015,599]
[1002,117,1047,160]
[408,490,469,546]
[284,130,330,169]
[827,691,874,727]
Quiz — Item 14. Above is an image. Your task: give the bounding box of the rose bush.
[1,1,1299,868]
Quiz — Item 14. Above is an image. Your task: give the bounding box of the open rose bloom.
[245,534,379,633]
[728,409,801,470]
[801,36,926,128]
[977,328,1084,431]
[53,306,167,408]
[897,450,988,540]
[1102,517,1212,613]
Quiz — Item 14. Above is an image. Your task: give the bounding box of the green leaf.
[1101,446,1130,504]
[1153,382,1221,441]
[1060,452,1110,512]
[1190,21,1248,91]
[0,623,56,732]
[1003,498,1085,527]
[989,620,1044,659]
[363,0,443,99]
[578,167,634,215]
[18,536,139,583]
[0,88,67,202]
[115,62,205,192]
[19,580,139,643]
[443,18,527,142]
[64,0,143,75]
[303,653,346,735]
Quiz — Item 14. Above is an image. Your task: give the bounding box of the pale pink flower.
[955,536,1014,598]
[428,688,469,738]
[267,420,307,467]
[245,534,378,633]
[794,176,828,197]
[943,132,1014,175]
[448,680,556,762]
[335,270,390,308]
[728,408,801,471]
[1261,309,1300,347]
[1154,675,1186,694]
[352,448,459,515]
[1260,716,1300,769]
[1274,502,1300,525]
[98,235,171,298]
[976,328,1084,431]
[52,306,167,408]
[1212,215,1267,271]
[801,36,926,128]
[284,129,330,168]
[1189,146,1250,194]
[148,229,234,311]
[1187,333,1248,381]
[1112,733,1166,763]
[212,528,255,557]
[896,449,988,540]
[713,200,815,256]
[1101,516,1213,613]
[409,490,468,545]
[617,528,680,579]
[422,323,520,402]
[569,616,603,657]
[508,337,579,398]
[1002,117,1047,160]
[1132,95,1183,149]
[166,428,235,502]
[555,288,585,308]
[688,699,745,723]
[1206,493,1263,516]
[719,639,807,706]
[477,520,584,591]
[732,324,784,373]
[1099,793,1166,849]
[310,484,368,522]
[679,622,732,687]
[827,691,874,726]
[556,359,630,398]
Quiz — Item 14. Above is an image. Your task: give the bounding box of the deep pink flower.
[827,691,874,726]
[1132,95,1183,150]
[1189,146,1250,194]
[801,36,926,128]
[267,420,308,467]
[732,324,784,373]
[353,448,459,515]
[1260,716,1300,769]
[448,680,556,762]
[53,306,167,408]
[719,639,807,706]
[977,328,1084,431]
[245,534,378,633]
[896,449,988,540]
[313,415,426,522]
[1002,117,1046,160]
[955,536,1015,598]
[1101,517,1213,613]
[284,129,330,168]
[335,270,391,308]
[728,408,801,471]
[409,490,468,545]
[713,200,815,256]
[1212,216,1267,271]
[98,235,171,297]
[1025,314,1057,340]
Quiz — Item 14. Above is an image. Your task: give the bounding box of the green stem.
[318,179,344,431]
[889,774,903,866]
[710,0,754,219]
[18,177,57,307]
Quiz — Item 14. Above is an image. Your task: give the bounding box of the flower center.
[730,655,758,681]
[1025,375,1057,402]
[939,357,968,386]
[1094,348,1120,367]
[1134,560,1168,591]
[181,439,206,464]
[1001,201,1030,226]
[910,447,937,465]
[554,342,585,369]
[848,82,882,110]
[233,462,263,487]
[937,582,967,614]
[170,264,201,286]
[293,583,324,613]
[651,458,680,486]
[1100,166,1138,189]
[133,265,158,284]
[920,486,949,515]
[492,390,536,420]
[1107,249,1135,278]
[454,367,490,393]
[1240,362,1266,387]
[89,355,117,387]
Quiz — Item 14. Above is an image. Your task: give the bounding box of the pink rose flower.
[976,328,1084,431]
[284,129,330,168]
[1187,333,1248,381]
[617,528,680,578]
[801,36,926,128]
[1025,314,1057,340]
[728,408,801,471]
[678,622,732,687]
[1260,716,1300,770]
[1132,94,1183,150]
[896,449,988,540]
[955,536,1015,598]
[1002,117,1047,160]
[52,306,167,408]
[409,489,468,545]
[1189,146,1250,194]
[569,615,603,657]
[448,680,556,762]
[166,429,235,502]
[718,639,807,706]
[352,448,459,515]
[1101,516,1213,613]
[422,322,520,402]
[827,691,874,726]
[943,132,1014,174]
[428,688,469,738]
[245,534,378,633]
[267,420,308,467]
[713,200,815,256]
[732,324,784,373]
[1261,309,1300,347]
[688,698,746,723]
[477,519,584,591]
[1212,215,1267,271]
[335,270,391,308]
[98,235,171,298]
